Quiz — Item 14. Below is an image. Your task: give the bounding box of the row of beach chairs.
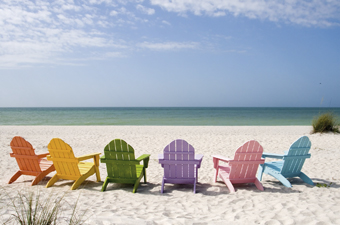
[8,136,314,193]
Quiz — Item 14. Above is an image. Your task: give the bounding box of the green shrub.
[312,113,339,133]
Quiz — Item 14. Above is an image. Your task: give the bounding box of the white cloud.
[105,51,126,57]
[150,0,340,27]
[162,20,171,25]
[136,4,155,15]
[61,4,82,11]
[2,0,337,69]
[110,10,119,16]
[213,11,225,17]
[0,0,136,68]
[138,41,199,50]
[88,0,114,5]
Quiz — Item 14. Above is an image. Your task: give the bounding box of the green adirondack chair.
[100,139,150,193]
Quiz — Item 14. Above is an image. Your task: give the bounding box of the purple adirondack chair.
[212,140,265,192]
[158,139,203,193]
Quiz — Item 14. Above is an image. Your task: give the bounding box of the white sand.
[0,126,339,224]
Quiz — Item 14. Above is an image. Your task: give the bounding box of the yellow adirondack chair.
[45,138,101,190]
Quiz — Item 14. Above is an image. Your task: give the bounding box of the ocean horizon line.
[1,106,339,108]
[1,107,339,126]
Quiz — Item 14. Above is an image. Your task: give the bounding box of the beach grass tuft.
[316,182,333,188]
[312,113,339,134]
[7,189,88,225]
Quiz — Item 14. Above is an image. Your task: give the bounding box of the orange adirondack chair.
[212,140,265,192]
[9,136,55,185]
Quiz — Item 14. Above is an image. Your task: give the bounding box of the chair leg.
[274,174,292,188]
[8,171,22,184]
[224,179,236,193]
[257,164,264,181]
[213,168,219,183]
[161,177,165,193]
[299,172,314,186]
[254,178,264,191]
[72,165,100,190]
[132,180,140,193]
[133,172,144,193]
[101,177,109,192]
[71,176,87,190]
[32,166,55,186]
[46,174,59,188]
[212,158,219,183]
[32,173,45,186]
[143,168,147,183]
[132,183,139,193]
[220,174,235,193]
[193,177,197,193]
[94,166,101,182]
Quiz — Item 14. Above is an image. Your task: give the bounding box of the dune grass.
[10,191,61,225]
[312,113,339,134]
[4,189,88,225]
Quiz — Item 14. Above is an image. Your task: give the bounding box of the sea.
[1,107,340,126]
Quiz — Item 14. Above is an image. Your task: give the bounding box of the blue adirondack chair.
[158,139,203,193]
[257,136,314,187]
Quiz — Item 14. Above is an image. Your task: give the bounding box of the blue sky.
[0,0,339,107]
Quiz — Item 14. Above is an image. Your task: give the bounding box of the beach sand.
[0,126,339,224]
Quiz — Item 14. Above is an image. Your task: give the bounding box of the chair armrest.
[212,155,231,163]
[78,153,101,162]
[158,153,164,167]
[136,154,151,168]
[37,153,50,158]
[195,154,204,168]
[212,155,231,169]
[262,152,284,159]
[195,154,203,161]
[136,154,150,161]
[78,152,101,167]
[100,155,106,163]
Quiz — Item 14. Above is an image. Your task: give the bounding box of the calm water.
[0,107,339,126]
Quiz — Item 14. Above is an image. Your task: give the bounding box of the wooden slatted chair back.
[163,139,196,179]
[281,136,311,176]
[10,136,41,172]
[47,138,81,177]
[103,139,138,179]
[229,140,264,180]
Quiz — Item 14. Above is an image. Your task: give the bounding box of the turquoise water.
[0,107,339,126]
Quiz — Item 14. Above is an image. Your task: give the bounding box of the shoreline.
[1,126,339,224]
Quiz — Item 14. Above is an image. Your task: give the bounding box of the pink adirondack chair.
[159,139,203,193]
[212,140,265,192]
